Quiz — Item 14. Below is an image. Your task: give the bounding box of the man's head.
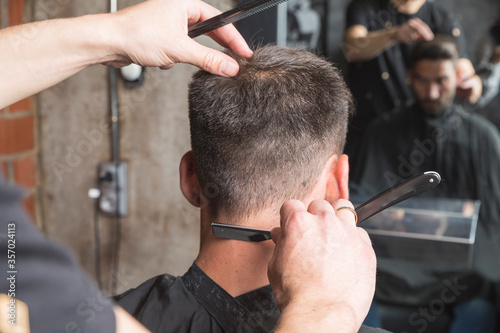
[409,35,459,115]
[183,46,353,222]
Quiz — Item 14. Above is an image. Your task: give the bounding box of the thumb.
[270,227,282,245]
[174,37,240,77]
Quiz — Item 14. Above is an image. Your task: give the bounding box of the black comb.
[188,0,288,38]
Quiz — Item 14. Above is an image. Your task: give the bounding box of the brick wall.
[0,0,38,223]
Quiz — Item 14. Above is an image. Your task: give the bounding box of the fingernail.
[221,61,239,77]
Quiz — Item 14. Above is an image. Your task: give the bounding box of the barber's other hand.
[108,0,253,76]
[268,199,376,332]
[456,75,482,104]
[395,18,433,44]
[456,59,483,104]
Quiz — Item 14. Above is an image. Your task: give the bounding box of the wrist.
[72,13,127,66]
[389,27,400,42]
[277,300,359,333]
[105,10,133,63]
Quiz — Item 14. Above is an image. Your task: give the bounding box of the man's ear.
[336,154,350,199]
[179,151,202,207]
[325,154,350,203]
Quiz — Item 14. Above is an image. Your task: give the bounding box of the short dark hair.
[411,35,459,67]
[188,46,353,220]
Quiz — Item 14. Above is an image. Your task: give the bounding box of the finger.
[458,79,474,89]
[187,0,221,26]
[332,199,355,211]
[103,60,133,68]
[458,75,483,97]
[177,37,241,76]
[207,27,253,58]
[411,31,422,42]
[356,227,372,246]
[270,227,282,244]
[332,199,357,226]
[410,18,434,40]
[159,63,175,70]
[280,200,307,228]
[189,0,253,58]
[406,18,431,41]
[307,199,335,216]
[399,25,416,44]
[457,58,476,77]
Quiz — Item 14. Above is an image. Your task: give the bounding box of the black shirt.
[345,0,467,129]
[0,175,115,332]
[351,103,500,306]
[115,262,389,332]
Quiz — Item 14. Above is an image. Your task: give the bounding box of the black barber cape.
[351,103,500,306]
[0,174,115,332]
[115,262,388,332]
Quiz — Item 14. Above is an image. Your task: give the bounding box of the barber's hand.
[268,199,376,332]
[394,18,434,44]
[456,58,483,104]
[456,75,482,104]
[108,0,253,76]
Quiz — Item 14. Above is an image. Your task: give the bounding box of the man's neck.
[195,211,277,297]
[390,0,426,14]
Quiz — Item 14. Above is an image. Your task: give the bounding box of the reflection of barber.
[287,0,321,49]
[343,0,482,165]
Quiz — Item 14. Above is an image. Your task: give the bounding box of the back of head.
[188,46,353,220]
[411,35,459,67]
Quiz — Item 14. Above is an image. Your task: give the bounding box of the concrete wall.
[34,0,498,296]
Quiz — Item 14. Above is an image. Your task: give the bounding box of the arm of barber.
[343,18,434,63]
[0,0,253,109]
[269,199,377,333]
[1,1,251,332]
[456,58,483,105]
[344,20,483,104]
